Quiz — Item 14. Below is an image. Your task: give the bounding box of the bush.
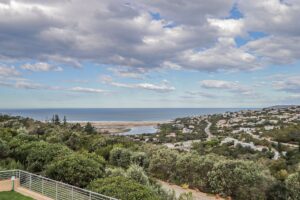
[175,153,217,191]
[88,176,158,200]
[109,147,132,168]
[26,142,72,172]
[208,160,273,199]
[149,148,178,180]
[46,152,105,187]
[126,164,150,185]
[131,152,149,168]
[106,167,126,177]
[285,172,300,200]
[266,182,287,200]
[0,139,9,158]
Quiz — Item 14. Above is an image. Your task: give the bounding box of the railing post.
[56,182,58,200]
[42,178,44,195]
[89,191,92,200]
[29,174,32,190]
[71,186,74,200]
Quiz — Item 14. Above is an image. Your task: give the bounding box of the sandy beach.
[70,121,169,134]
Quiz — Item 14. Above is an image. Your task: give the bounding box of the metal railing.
[0,170,118,200]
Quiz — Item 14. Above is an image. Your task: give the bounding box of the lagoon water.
[0,108,251,122]
[120,126,158,135]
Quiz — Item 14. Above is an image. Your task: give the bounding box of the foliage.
[178,192,193,200]
[266,182,288,200]
[1,114,300,199]
[126,164,150,185]
[131,151,149,168]
[0,158,24,170]
[208,160,273,199]
[179,153,223,191]
[46,152,105,187]
[285,171,300,200]
[109,147,132,168]
[0,139,9,158]
[149,148,178,180]
[88,176,159,200]
[84,122,96,134]
[105,167,126,177]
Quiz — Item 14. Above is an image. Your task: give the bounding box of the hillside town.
[131,106,300,160]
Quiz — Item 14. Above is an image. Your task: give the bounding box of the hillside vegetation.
[0,113,300,200]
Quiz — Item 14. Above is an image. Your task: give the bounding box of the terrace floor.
[0,179,53,200]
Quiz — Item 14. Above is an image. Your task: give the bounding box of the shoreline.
[69,120,168,134]
[69,120,170,126]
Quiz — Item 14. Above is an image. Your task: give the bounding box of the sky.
[0,0,300,108]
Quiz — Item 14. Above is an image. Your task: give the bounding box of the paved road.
[204,120,212,139]
[164,120,213,150]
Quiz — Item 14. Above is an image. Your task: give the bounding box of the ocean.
[0,108,252,122]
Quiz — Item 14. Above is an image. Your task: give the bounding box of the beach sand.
[70,121,169,134]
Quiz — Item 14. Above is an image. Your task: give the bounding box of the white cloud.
[15,81,44,89]
[20,62,63,72]
[101,76,175,92]
[0,0,243,73]
[272,75,300,93]
[239,0,300,36]
[0,77,107,94]
[200,79,254,95]
[183,91,216,99]
[108,67,147,78]
[208,18,245,37]
[245,36,300,65]
[69,87,106,94]
[0,66,20,76]
[0,0,299,75]
[172,38,261,72]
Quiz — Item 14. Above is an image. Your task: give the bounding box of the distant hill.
[266,105,298,109]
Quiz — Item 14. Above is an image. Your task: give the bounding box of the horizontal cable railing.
[0,170,118,200]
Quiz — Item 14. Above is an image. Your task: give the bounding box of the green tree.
[0,139,9,158]
[32,126,45,138]
[285,172,300,200]
[131,151,149,168]
[126,164,150,185]
[46,152,105,187]
[84,122,96,134]
[25,142,72,172]
[266,182,287,200]
[109,147,132,168]
[88,176,158,200]
[149,148,178,180]
[208,160,273,199]
[63,116,67,125]
[52,114,60,125]
[175,153,218,191]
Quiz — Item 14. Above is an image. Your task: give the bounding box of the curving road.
[205,120,213,140]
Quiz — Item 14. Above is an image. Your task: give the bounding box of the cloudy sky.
[1,0,300,108]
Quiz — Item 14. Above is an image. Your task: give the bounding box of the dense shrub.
[109,147,132,168]
[285,171,300,200]
[88,176,158,200]
[149,148,178,180]
[175,153,219,191]
[208,160,273,199]
[46,152,105,187]
[0,139,9,158]
[126,164,150,185]
[131,151,149,168]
